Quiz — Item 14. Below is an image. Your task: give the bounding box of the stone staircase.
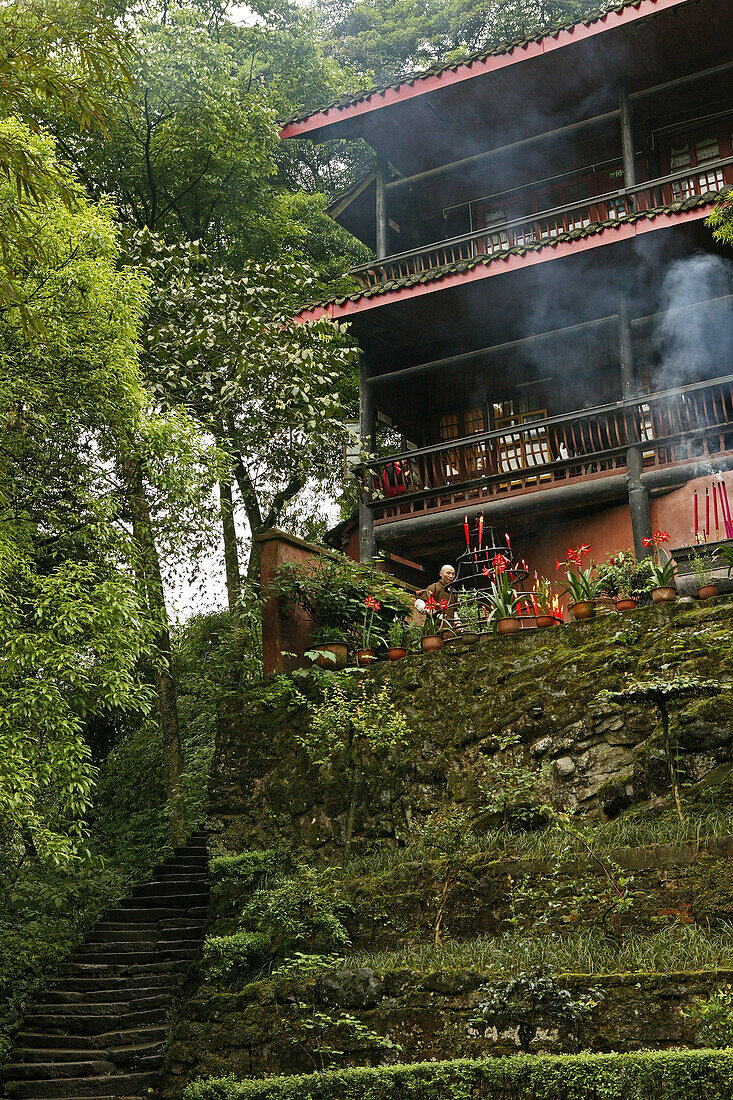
[3,833,210,1100]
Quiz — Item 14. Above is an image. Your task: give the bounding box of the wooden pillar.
[359,359,377,562]
[619,88,637,212]
[375,158,389,260]
[619,301,652,557]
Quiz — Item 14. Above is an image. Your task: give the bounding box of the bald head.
[439,565,455,585]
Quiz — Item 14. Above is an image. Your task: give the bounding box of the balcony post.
[359,359,377,562]
[375,158,389,260]
[619,88,637,212]
[619,301,652,557]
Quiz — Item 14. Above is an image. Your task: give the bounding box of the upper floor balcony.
[359,374,733,525]
[350,157,733,289]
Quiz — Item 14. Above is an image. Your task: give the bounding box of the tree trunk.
[661,703,685,824]
[219,480,241,612]
[120,454,185,845]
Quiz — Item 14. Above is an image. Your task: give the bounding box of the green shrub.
[183,1049,733,1100]
[241,866,351,959]
[202,931,273,983]
[210,850,289,889]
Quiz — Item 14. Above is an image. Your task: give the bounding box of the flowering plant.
[643,530,677,591]
[531,573,556,615]
[485,573,520,623]
[690,548,715,588]
[556,545,599,603]
[361,595,381,648]
[422,592,449,637]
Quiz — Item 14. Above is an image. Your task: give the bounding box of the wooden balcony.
[351,160,733,288]
[360,375,733,522]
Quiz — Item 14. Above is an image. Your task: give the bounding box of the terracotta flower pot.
[569,600,595,620]
[421,634,443,652]
[496,617,521,636]
[534,615,556,629]
[356,647,377,666]
[387,646,407,661]
[615,598,637,612]
[697,584,719,600]
[314,642,348,669]
[651,586,677,604]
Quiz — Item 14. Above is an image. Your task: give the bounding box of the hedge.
[183,1050,733,1100]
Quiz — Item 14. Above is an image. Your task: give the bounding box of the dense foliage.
[183,1050,733,1100]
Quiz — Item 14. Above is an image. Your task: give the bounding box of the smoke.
[652,253,733,389]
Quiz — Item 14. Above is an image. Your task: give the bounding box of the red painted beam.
[294,204,714,324]
[280,0,692,140]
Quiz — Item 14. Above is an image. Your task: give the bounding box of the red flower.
[482,566,490,576]
[438,598,448,610]
[364,595,381,610]
[424,594,437,612]
[493,554,508,573]
[643,530,670,548]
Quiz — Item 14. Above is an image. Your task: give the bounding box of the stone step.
[29,996,171,1018]
[68,947,197,966]
[106,904,208,921]
[5,1052,165,1081]
[22,1008,167,1036]
[42,987,169,1006]
[60,961,187,979]
[15,1029,167,1053]
[5,1071,159,1097]
[120,890,209,907]
[48,976,171,995]
[13,1042,163,1066]
[131,875,208,893]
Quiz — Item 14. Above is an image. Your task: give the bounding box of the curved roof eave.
[280,0,692,140]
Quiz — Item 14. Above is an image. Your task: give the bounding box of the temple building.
[281,0,733,583]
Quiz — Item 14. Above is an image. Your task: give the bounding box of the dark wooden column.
[619,301,652,557]
[375,158,389,260]
[359,358,377,562]
[619,88,637,212]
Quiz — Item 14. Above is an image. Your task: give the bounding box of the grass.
[343,806,733,877]
[341,922,733,978]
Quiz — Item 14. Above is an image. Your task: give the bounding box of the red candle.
[505,532,511,551]
[717,479,730,539]
[464,516,470,548]
[478,514,484,549]
[714,482,720,540]
[706,487,710,542]
[694,490,699,541]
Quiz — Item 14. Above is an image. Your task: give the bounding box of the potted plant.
[355,594,381,665]
[643,530,677,603]
[456,592,481,644]
[557,545,598,620]
[308,626,349,669]
[486,573,521,635]
[421,592,447,651]
[532,574,560,627]
[386,618,409,661]
[691,547,718,600]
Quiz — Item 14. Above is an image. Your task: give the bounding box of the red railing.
[351,160,733,287]
[360,375,733,521]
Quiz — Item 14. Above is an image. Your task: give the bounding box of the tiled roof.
[298,193,718,314]
[283,0,668,129]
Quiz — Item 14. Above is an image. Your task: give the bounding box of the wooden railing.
[360,375,733,521]
[351,159,733,287]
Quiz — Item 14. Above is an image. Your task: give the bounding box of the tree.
[48,1,367,272]
[127,231,358,589]
[598,678,725,824]
[313,0,615,84]
[0,0,132,319]
[0,130,158,870]
[708,190,733,249]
